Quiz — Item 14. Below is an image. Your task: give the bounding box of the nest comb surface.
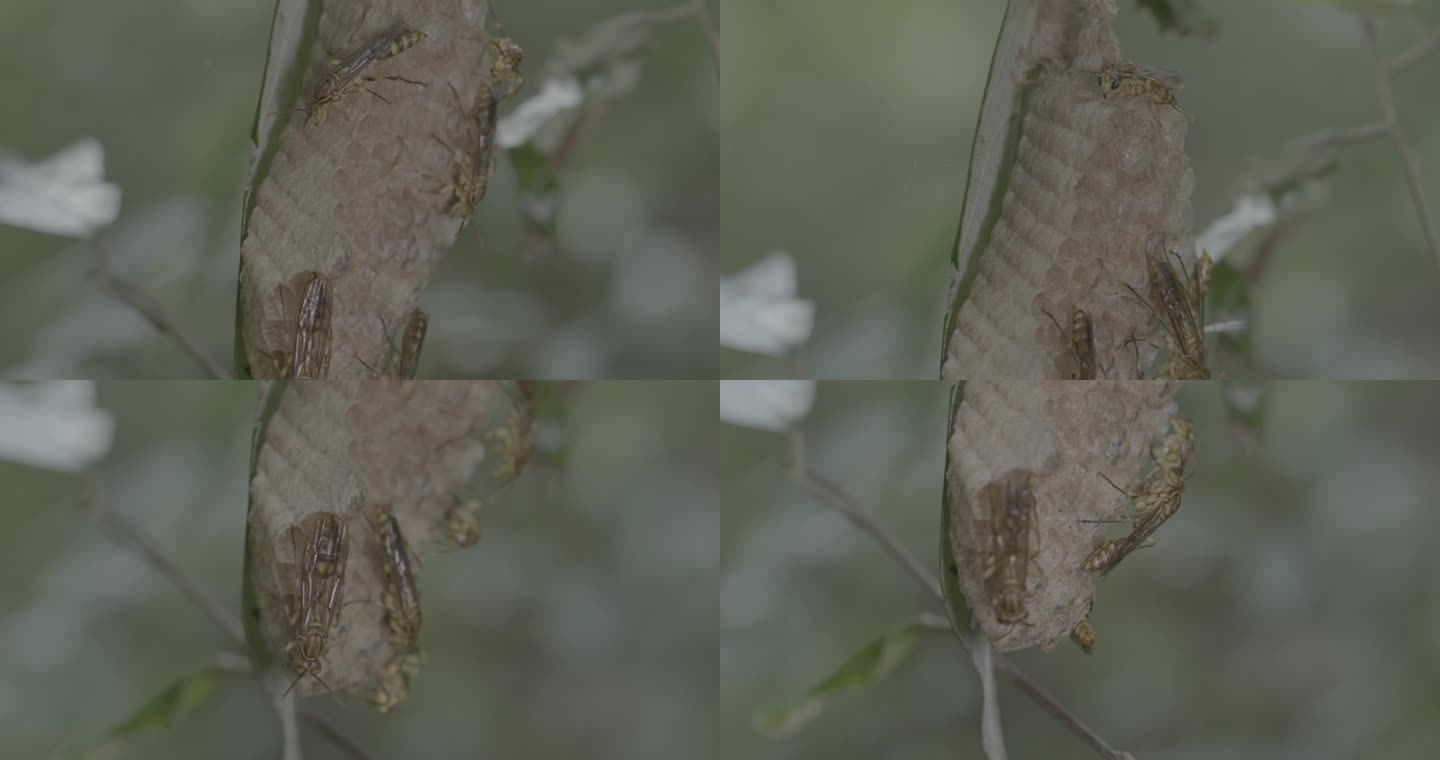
[946,379,1177,652]
[247,379,532,700]
[943,26,1195,380]
[239,0,497,378]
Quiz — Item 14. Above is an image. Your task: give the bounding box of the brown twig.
[90,239,232,379]
[995,658,1134,760]
[82,475,245,644]
[1244,211,1309,287]
[299,708,375,760]
[80,472,372,760]
[1389,26,1440,76]
[782,432,1131,760]
[1299,120,1390,150]
[273,683,302,760]
[1272,18,1440,275]
[1361,17,1440,269]
[785,432,941,600]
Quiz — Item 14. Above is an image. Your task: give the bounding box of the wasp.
[266,271,332,380]
[395,308,428,379]
[444,496,482,549]
[1085,453,1187,577]
[1098,62,1188,121]
[359,307,429,379]
[312,512,348,577]
[367,505,423,646]
[972,469,1040,629]
[1124,239,1211,379]
[1152,416,1195,480]
[305,20,428,126]
[282,512,351,698]
[436,31,525,230]
[1070,617,1097,654]
[1096,416,1193,509]
[388,306,426,380]
[369,651,424,713]
[1042,304,1100,379]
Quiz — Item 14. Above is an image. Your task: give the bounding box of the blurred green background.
[721,381,1440,759]
[0,381,716,759]
[0,0,717,379]
[721,1,1440,378]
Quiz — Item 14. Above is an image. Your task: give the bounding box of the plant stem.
[83,475,245,644]
[90,239,232,379]
[783,431,1131,760]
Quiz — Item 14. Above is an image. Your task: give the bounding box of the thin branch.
[994,658,1134,760]
[79,470,376,760]
[1389,26,1440,76]
[642,3,696,25]
[782,431,1130,760]
[300,708,375,760]
[692,0,721,77]
[548,97,613,173]
[273,685,302,760]
[82,475,246,644]
[1298,120,1391,150]
[90,239,233,379]
[214,651,255,675]
[1244,211,1309,287]
[618,4,719,76]
[1362,17,1440,269]
[914,612,953,632]
[785,431,941,600]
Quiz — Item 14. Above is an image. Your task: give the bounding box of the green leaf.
[509,145,555,195]
[940,382,972,629]
[107,667,221,738]
[941,5,1033,362]
[1281,0,1416,14]
[754,617,934,737]
[1207,260,1253,357]
[242,381,286,671]
[1135,0,1220,38]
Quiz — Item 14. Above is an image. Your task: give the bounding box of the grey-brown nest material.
[943,0,1196,381]
[248,379,533,703]
[946,380,1177,652]
[240,0,498,378]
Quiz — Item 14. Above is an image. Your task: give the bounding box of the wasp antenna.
[281,671,306,700]
[1097,470,1130,497]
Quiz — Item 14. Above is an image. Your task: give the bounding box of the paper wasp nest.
[246,380,533,704]
[942,2,1196,380]
[946,379,1176,652]
[239,0,500,378]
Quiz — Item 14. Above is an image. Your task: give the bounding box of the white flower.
[720,252,814,356]
[497,76,584,149]
[719,380,816,432]
[1204,319,1248,334]
[1195,194,1276,263]
[0,138,121,239]
[0,381,114,471]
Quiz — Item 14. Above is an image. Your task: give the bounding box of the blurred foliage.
[754,614,939,738]
[722,0,1440,378]
[0,0,716,379]
[1136,0,1220,38]
[1,381,715,760]
[722,380,1440,759]
[99,666,223,746]
[1220,380,1266,441]
[1209,259,1254,356]
[1284,0,1420,15]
